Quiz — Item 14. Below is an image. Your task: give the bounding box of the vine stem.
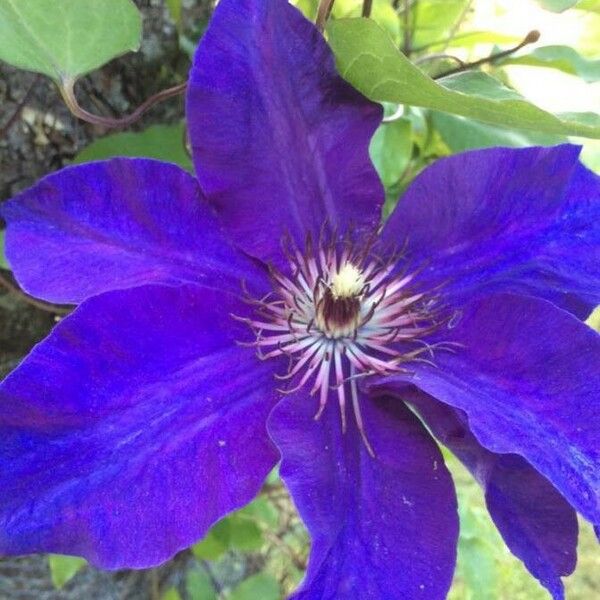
[433,30,540,79]
[59,78,187,129]
[316,0,335,32]
[384,30,541,124]
[362,0,373,17]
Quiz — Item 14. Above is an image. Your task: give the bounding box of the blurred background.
[0,0,598,598]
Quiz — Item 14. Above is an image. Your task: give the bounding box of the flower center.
[235,235,446,456]
[315,262,364,338]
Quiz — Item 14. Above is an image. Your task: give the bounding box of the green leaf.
[190,494,276,560]
[161,587,182,600]
[577,0,600,13]
[291,0,318,21]
[72,123,193,172]
[240,496,279,528]
[431,112,566,151]
[192,519,231,561]
[499,45,600,82]
[47,554,87,589]
[0,0,141,82]
[327,18,600,139]
[228,515,264,552]
[535,0,578,12]
[333,0,401,43]
[186,568,217,600]
[229,573,280,600]
[0,229,9,270]
[457,538,499,600]
[370,118,412,189]
[266,465,280,485]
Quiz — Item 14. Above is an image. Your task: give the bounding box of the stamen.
[236,232,449,458]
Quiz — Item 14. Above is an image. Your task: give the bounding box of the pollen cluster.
[330,263,365,299]
[235,234,445,456]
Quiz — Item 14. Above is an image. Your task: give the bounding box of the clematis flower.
[1,0,599,598]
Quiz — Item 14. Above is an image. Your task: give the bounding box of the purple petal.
[187,0,384,268]
[0,284,280,568]
[406,391,577,599]
[268,391,458,599]
[368,293,600,530]
[381,145,600,317]
[0,159,263,304]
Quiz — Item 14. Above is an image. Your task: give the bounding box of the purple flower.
[1,0,599,598]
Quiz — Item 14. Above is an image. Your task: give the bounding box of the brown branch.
[362,0,373,18]
[433,30,540,80]
[59,78,187,129]
[316,0,335,32]
[0,270,72,315]
[0,75,40,138]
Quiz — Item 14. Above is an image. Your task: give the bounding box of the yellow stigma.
[330,262,364,299]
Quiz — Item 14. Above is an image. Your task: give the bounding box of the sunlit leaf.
[186,568,217,600]
[408,0,472,49]
[577,0,600,13]
[47,554,87,589]
[500,45,600,82]
[428,30,522,51]
[333,0,401,43]
[534,0,578,12]
[0,0,141,83]
[72,123,193,172]
[229,573,280,600]
[586,306,600,332]
[291,0,318,20]
[327,18,600,138]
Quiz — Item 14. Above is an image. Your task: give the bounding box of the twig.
[59,78,187,129]
[316,0,335,32]
[433,30,540,79]
[0,75,40,138]
[0,270,71,315]
[362,0,373,18]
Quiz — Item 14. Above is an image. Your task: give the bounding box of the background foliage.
[0,0,599,598]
